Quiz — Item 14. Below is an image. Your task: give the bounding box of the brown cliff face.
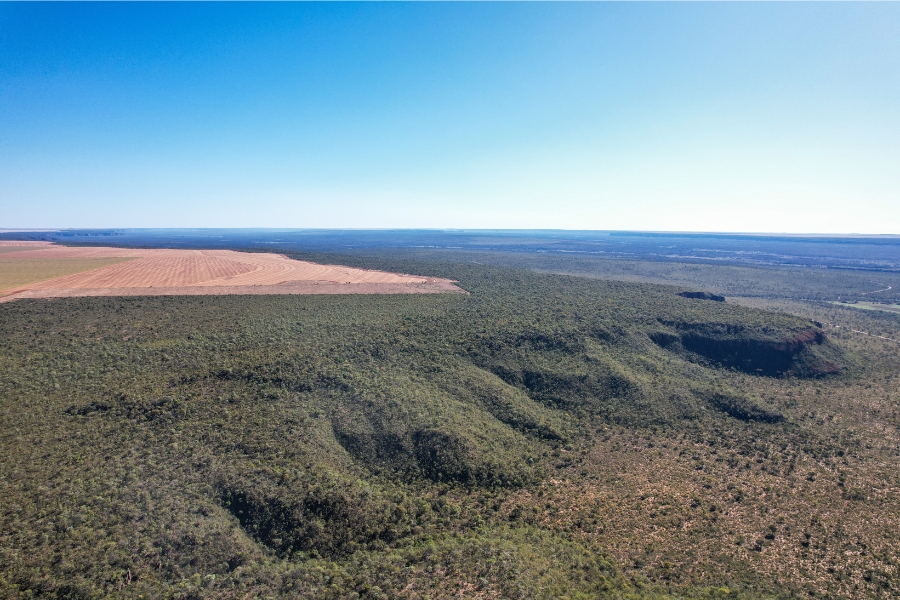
[651,324,846,378]
[769,329,823,353]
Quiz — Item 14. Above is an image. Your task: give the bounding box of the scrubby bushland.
[701,389,783,423]
[2,258,894,599]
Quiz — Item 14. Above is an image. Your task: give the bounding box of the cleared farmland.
[0,241,55,255]
[0,245,461,301]
[0,255,137,297]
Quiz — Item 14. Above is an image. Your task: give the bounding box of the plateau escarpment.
[650,321,845,377]
[0,261,870,599]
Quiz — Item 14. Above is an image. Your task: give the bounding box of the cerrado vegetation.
[3,258,896,599]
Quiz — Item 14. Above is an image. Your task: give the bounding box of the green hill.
[3,260,896,599]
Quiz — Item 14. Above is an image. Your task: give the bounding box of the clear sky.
[1,2,898,233]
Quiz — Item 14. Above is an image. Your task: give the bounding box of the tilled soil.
[0,244,463,301]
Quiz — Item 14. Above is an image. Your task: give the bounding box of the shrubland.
[1,259,897,599]
[307,248,900,304]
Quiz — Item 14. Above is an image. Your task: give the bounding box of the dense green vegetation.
[1,258,897,599]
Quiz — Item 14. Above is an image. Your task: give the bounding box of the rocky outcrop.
[650,323,846,377]
[678,291,726,302]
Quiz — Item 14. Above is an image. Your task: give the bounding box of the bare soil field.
[0,240,138,296]
[0,244,462,302]
[0,241,53,247]
[0,241,55,255]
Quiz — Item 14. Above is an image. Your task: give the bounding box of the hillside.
[1,259,897,599]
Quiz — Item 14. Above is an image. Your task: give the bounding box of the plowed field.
[0,244,462,301]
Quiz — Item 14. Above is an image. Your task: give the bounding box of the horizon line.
[2,228,899,239]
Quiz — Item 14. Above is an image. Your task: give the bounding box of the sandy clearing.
[0,244,463,301]
[0,241,54,254]
[0,247,48,255]
[0,241,53,247]
[0,257,137,295]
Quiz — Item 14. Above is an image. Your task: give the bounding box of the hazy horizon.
[3,227,900,239]
[2,3,898,233]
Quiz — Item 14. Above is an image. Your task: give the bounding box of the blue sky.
[1,2,898,233]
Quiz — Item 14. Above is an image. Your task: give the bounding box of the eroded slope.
[2,262,890,600]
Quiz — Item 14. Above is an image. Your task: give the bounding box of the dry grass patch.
[0,247,48,255]
[0,256,135,295]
